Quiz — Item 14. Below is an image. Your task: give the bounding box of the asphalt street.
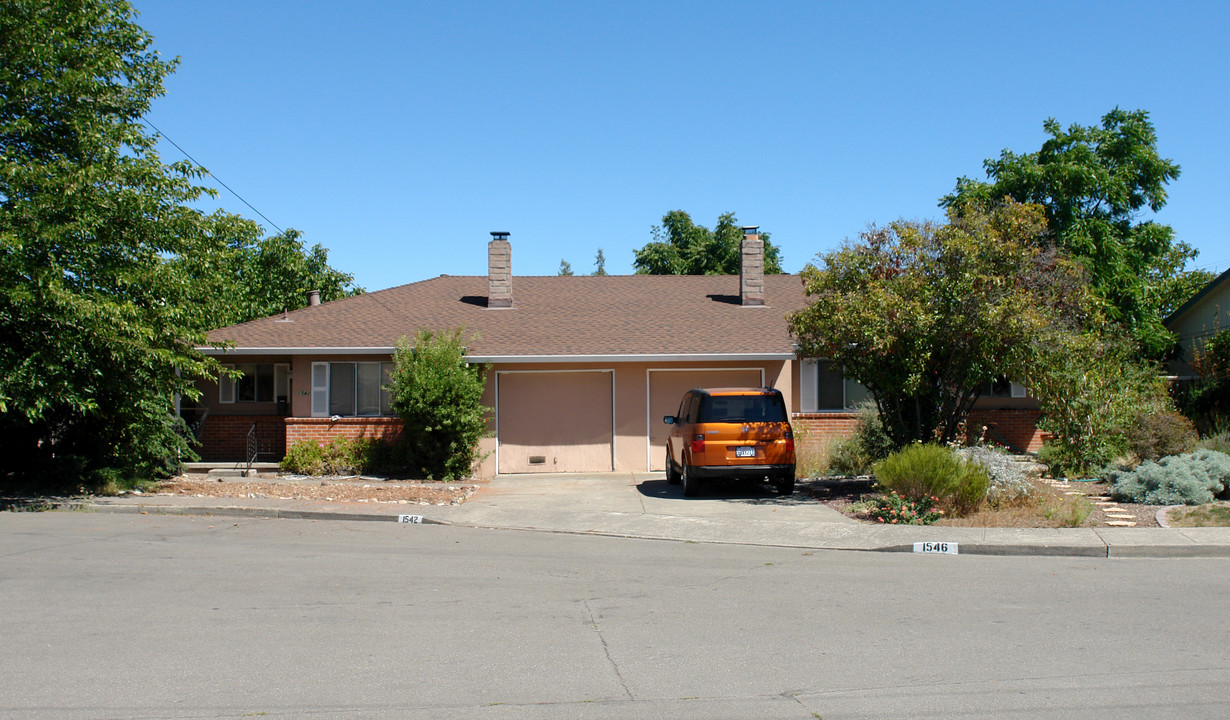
[2,512,1228,719]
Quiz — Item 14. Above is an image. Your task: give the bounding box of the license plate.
[735,446,755,458]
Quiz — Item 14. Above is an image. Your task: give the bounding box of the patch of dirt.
[153,474,477,506]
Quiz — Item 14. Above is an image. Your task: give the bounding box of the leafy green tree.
[0,0,361,491]
[0,0,229,491]
[1158,266,1216,320]
[1028,331,1173,476]
[789,201,1087,447]
[557,259,573,276]
[941,108,1195,356]
[592,248,608,276]
[388,328,491,480]
[174,215,361,327]
[633,210,783,275]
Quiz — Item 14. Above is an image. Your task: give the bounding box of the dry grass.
[1165,502,1230,527]
[793,426,832,479]
[937,480,1093,528]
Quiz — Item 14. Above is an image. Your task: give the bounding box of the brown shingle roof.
[206,274,809,358]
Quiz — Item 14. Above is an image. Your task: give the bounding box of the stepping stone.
[1105,520,1137,527]
[1064,491,1085,496]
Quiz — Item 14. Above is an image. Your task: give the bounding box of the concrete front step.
[183,461,281,478]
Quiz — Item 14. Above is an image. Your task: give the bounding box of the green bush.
[1108,450,1230,505]
[281,437,369,476]
[389,328,491,480]
[872,443,989,516]
[827,404,894,475]
[1030,332,1170,476]
[281,436,424,477]
[1120,409,1198,461]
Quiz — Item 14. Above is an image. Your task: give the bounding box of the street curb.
[80,502,445,525]
[54,501,1230,558]
[876,543,1108,557]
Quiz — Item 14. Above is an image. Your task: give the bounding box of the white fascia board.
[200,346,396,356]
[199,348,795,362]
[469,353,795,363]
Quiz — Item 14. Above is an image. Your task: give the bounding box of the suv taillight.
[690,434,705,454]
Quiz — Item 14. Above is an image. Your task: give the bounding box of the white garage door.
[497,371,613,474]
[646,368,764,471]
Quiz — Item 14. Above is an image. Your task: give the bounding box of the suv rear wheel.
[665,450,681,484]
[774,476,795,496]
[681,459,701,497]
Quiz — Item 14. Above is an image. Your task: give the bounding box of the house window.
[982,376,1028,398]
[311,362,395,417]
[799,358,870,412]
[220,363,290,404]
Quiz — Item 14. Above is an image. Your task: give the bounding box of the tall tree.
[0,0,356,490]
[592,248,608,276]
[633,210,783,275]
[174,215,361,327]
[789,201,1090,447]
[557,259,574,276]
[941,108,1191,356]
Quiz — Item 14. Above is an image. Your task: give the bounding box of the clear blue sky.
[138,0,1230,291]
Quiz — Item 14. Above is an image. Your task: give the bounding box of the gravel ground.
[151,473,1160,526]
[151,474,476,506]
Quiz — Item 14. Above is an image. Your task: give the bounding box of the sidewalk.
[80,472,1230,558]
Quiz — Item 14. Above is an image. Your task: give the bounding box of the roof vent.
[307,289,321,307]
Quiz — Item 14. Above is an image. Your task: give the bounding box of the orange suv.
[663,387,796,497]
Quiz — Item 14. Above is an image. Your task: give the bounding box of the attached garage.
[496,370,614,473]
[645,368,764,471]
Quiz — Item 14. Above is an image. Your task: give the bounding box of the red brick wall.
[284,417,404,449]
[791,408,1046,458]
[967,408,1045,453]
[791,412,860,456]
[196,415,287,462]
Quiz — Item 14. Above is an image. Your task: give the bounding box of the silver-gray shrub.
[1108,449,1230,505]
[955,445,1033,506]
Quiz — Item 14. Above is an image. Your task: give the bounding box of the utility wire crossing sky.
[138,1,1230,291]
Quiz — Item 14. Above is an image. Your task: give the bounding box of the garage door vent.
[529,455,547,465]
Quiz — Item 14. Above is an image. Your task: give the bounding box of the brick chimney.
[488,232,512,308]
[740,226,765,306]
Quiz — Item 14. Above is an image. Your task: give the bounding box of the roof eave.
[199,347,797,362]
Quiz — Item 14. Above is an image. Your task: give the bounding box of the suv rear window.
[698,394,788,423]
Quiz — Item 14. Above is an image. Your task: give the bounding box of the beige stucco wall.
[196,353,793,477]
[474,359,791,477]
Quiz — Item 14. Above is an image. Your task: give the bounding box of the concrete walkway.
[76,472,1230,558]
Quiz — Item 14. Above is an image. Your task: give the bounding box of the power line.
[142,118,284,234]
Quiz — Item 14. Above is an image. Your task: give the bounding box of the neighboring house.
[1165,266,1230,379]
[191,229,1044,476]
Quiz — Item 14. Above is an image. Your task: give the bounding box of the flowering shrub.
[867,491,943,525]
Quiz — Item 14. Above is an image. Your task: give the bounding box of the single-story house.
[1166,265,1230,379]
[189,229,1044,476]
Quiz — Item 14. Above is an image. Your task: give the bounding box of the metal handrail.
[245,422,259,475]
